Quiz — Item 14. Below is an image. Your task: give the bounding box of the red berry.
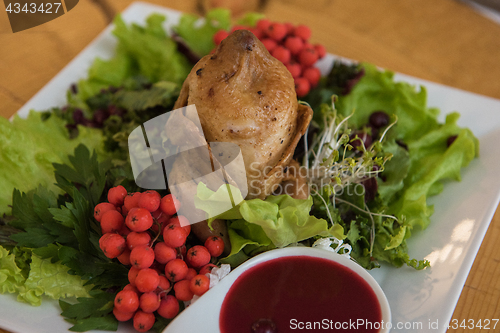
[186,245,211,268]
[272,46,291,64]
[168,215,191,235]
[190,274,210,296]
[163,224,188,248]
[303,67,321,87]
[267,22,287,41]
[138,190,161,213]
[205,236,225,257]
[151,208,163,220]
[154,242,177,264]
[256,19,271,32]
[213,30,229,45]
[165,259,188,282]
[114,289,139,313]
[126,208,153,232]
[261,38,278,52]
[128,267,140,286]
[160,194,180,216]
[284,22,294,34]
[100,210,124,234]
[298,46,318,67]
[157,275,171,292]
[126,231,151,250]
[303,41,313,50]
[295,77,311,97]
[151,261,166,276]
[151,213,170,234]
[174,279,194,301]
[249,27,264,39]
[123,283,138,293]
[185,268,198,281]
[99,233,126,259]
[121,206,129,218]
[293,24,311,40]
[117,248,131,265]
[117,225,131,237]
[199,263,217,275]
[133,310,155,333]
[124,192,142,211]
[299,47,318,67]
[284,36,304,55]
[314,43,326,59]
[139,292,161,313]
[94,203,116,222]
[156,213,170,225]
[157,295,180,319]
[135,268,160,293]
[130,245,155,269]
[113,307,134,322]
[108,185,127,207]
[285,62,302,78]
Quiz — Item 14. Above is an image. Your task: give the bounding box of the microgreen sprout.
[303,96,398,259]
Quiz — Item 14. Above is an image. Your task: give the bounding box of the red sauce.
[219,256,382,333]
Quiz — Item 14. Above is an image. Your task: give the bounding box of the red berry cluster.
[213,19,325,98]
[94,186,225,332]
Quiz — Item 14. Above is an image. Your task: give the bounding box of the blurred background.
[1,0,500,119]
[1,1,499,332]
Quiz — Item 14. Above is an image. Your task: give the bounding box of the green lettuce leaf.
[377,140,410,205]
[0,246,91,306]
[0,111,105,215]
[331,63,479,269]
[337,62,440,142]
[195,183,345,266]
[19,254,92,306]
[0,246,26,295]
[76,14,191,101]
[174,8,231,57]
[236,12,265,26]
[388,113,479,232]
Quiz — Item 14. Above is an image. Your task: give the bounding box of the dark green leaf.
[10,227,55,248]
[68,315,118,332]
[49,206,77,228]
[60,292,114,320]
[114,81,179,112]
[31,186,58,224]
[32,244,60,262]
[69,190,94,255]
[10,189,40,229]
[58,245,79,264]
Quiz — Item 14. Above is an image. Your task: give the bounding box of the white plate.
[2,2,500,333]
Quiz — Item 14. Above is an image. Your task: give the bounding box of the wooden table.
[1,0,499,332]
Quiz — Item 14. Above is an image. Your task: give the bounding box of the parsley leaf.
[60,290,118,332]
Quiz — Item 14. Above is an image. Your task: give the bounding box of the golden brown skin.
[174,29,313,199]
[272,159,310,200]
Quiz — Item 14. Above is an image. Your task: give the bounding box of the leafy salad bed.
[0,8,479,333]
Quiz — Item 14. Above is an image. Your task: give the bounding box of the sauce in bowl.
[163,247,390,333]
[220,255,383,333]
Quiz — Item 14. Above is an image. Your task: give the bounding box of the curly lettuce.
[0,246,91,306]
[0,111,105,215]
